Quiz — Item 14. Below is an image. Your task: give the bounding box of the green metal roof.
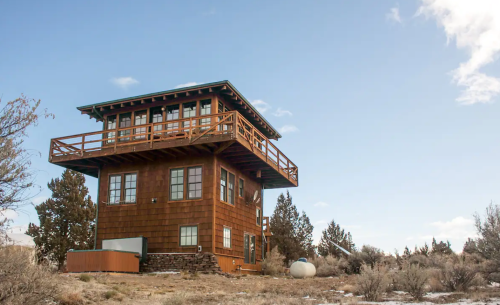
[77,80,282,138]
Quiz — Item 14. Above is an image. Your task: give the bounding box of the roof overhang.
[77,80,281,140]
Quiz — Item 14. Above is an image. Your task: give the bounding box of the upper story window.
[239,178,244,197]
[108,172,137,205]
[220,168,227,202]
[119,113,132,142]
[151,107,163,134]
[256,207,261,226]
[228,172,235,205]
[166,105,179,133]
[187,166,202,199]
[124,173,137,203]
[170,168,184,201]
[199,99,211,130]
[106,115,116,144]
[134,111,147,140]
[183,102,197,130]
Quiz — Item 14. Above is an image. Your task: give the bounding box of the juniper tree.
[26,169,96,269]
[431,237,453,255]
[270,191,315,264]
[317,219,355,257]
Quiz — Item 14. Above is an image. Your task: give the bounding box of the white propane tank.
[290,259,316,278]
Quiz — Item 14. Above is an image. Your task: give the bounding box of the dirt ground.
[57,272,500,305]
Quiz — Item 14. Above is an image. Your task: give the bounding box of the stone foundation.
[140,253,222,273]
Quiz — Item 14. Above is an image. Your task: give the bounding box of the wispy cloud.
[417,0,500,104]
[314,201,329,208]
[6,224,34,247]
[32,196,48,206]
[279,125,298,134]
[387,6,402,23]
[273,107,293,117]
[423,216,476,240]
[110,77,139,90]
[0,209,18,220]
[175,82,199,89]
[251,99,271,113]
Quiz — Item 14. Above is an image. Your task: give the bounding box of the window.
[220,168,227,202]
[166,105,179,133]
[119,113,132,142]
[124,173,137,203]
[223,227,231,248]
[180,225,198,246]
[106,116,116,144]
[244,234,256,264]
[239,178,244,197]
[228,172,235,205]
[108,175,121,204]
[199,99,212,130]
[134,111,147,140]
[151,107,163,135]
[183,102,197,131]
[170,168,184,201]
[107,172,137,205]
[188,166,202,199]
[256,208,261,226]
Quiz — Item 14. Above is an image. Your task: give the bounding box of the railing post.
[150,123,153,148]
[265,140,268,163]
[81,135,85,157]
[114,129,118,153]
[277,152,280,171]
[287,159,290,179]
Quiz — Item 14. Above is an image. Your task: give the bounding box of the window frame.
[238,178,244,198]
[256,207,261,227]
[244,233,256,264]
[107,171,138,206]
[223,226,232,249]
[169,168,185,201]
[187,166,203,200]
[220,166,236,207]
[228,172,235,205]
[179,225,198,247]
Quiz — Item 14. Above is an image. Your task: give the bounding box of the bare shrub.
[356,264,389,301]
[104,290,118,299]
[399,264,428,300]
[0,246,59,305]
[262,247,285,276]
[440,259,478,292]
[314,255,347,277]
[427,268,446,292]
[360,245,384,268]
[58,292,84,305]
[409,254,430,268]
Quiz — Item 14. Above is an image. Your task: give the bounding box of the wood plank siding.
[49,81,298,273]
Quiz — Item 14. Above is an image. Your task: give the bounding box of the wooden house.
[49,81,298,273]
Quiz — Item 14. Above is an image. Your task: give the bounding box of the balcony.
[49,111,298,188]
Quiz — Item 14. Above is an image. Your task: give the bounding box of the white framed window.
[170,168,184,201]
[108,175,121,204]
[188,166,202,199]
[223,227,231,248]
[124,173,137,203]
[180,225,198,246]
[256,208,261,226]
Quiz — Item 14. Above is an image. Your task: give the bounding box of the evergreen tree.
[317,219,355,257]
[430,237,453,255]
[26,169,96,269]
[270,191,315,264]
[418,243,430,256]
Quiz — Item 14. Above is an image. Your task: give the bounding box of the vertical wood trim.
[212,154,217,254]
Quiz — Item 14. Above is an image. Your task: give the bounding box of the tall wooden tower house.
[49,81,298,273]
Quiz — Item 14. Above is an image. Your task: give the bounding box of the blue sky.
[1,0,500,253]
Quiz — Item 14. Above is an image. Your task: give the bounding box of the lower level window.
[223,227,231,248]
[180,225,198,246]
[244,234,256,264]
[108,172,137,205]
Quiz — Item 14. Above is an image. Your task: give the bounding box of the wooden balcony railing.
[49,111,298,184]
[262,216,271,237]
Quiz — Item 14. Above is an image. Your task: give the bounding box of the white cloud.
[417,0,500,104]
[0,209,18,220]
[279,125,298,134]
[175,82,199,89]
[6,225,34,247]
[424,216,476,240]
[387,7,402,23]
[110,77,139,90]
[250,99,271,113]
[32,196,48,206]
[314,201,329,208]
[273,107,293,117]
